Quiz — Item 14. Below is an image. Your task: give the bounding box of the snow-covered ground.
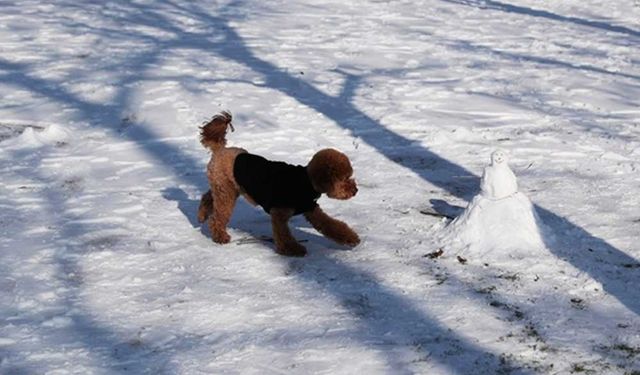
[1,0,639,373]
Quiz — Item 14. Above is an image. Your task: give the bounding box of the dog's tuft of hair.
[200,111,233,152]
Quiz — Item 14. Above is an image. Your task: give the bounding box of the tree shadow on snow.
[1,0,638,373]
[288,250,529,374]
[176,0,640,318]
[0,151,184,374]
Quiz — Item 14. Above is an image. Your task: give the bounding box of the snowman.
[438,149,550,262]
[480,149,518,200]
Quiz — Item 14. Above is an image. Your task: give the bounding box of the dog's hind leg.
[209,182,238,244]
[270,208,307,257]
[197,189,213,223]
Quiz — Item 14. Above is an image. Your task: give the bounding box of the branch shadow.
[441,0,640,40]
[463,39,640,82]
[449,38,640,82]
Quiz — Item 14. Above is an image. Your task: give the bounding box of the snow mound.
[13,127,43,148]
[3,124,68,149]
[440,192,548,261]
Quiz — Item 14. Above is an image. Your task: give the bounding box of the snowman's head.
[491,150,507,165]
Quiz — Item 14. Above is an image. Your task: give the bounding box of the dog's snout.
[349,179,358,196]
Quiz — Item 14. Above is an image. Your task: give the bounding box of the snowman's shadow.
[429,199,465,219]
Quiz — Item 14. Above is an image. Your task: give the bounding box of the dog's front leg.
[304,206,360,247]
[270,208,307,257]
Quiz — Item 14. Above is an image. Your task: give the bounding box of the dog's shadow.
[161,187,263,238]
[162,187,351,252]
[162,187,202,229]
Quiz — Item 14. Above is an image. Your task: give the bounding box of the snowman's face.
[491,151,506,164]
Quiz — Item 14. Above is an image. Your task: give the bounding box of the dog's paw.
[212,231,231,244]
[331,226,360,247]
[277,241,307,257]
[341,231,360,247]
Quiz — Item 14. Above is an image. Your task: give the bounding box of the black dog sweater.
[233,153,321,215]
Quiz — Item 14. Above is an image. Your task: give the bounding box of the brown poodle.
[197,111,360,257]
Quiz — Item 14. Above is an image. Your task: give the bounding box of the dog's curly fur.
[197,111,360,256]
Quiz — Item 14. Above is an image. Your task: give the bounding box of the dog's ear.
[307,149,355,198]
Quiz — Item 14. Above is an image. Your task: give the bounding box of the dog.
[197,111,360,256]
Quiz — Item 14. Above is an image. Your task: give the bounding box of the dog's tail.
[200,111,234,153]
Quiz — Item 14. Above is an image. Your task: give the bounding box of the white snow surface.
[1,0,639,374]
